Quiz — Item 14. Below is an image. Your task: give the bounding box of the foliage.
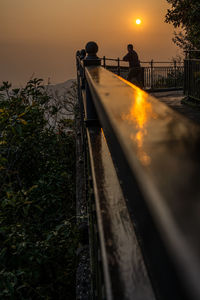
[45,80,78,132]
[154,67,184,88]
[165,0,200,50]
[0,79,78,299]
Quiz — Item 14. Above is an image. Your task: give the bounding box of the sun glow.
[136,19,142,25]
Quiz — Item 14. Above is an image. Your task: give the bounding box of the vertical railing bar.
[117,58,120,76]
[151,59,154,89]
[103,56,106,68]
[174,60,177,89]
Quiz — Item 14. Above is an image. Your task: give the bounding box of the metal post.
[188,52,191,98]
[151,60,154,89]
[83,41,101,124]
[174,60,177,88]
[117,58,120,76]
[184,59,187,95]
[184,50,188,97]
[76,51,84,115]
[141,67,145,88]
[103,56,106,68]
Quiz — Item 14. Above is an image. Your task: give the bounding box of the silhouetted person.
[76,50,81,57]
[80,49,86,60]
[123,44,142,87]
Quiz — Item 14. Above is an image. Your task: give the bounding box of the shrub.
[0,79,78,299]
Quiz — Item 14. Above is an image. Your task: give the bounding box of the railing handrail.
[103,60,184,91]
[76,42,199,299]
[185,58,200,61]
[100,57,184,64]
[84,64,200,300]
[184,50,200,52]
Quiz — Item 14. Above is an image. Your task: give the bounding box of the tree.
[165,0,200,50]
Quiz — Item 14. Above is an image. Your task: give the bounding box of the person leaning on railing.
[80,49,86,60]
[123,44,142,87]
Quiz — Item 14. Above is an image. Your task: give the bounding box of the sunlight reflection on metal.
[121,88,158,166]
[101,127,106,141]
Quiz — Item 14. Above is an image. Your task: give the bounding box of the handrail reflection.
[121,84,158,166]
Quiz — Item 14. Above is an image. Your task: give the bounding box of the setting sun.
[136,19,142,25]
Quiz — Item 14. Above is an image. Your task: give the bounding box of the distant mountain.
[47,79,76,96]
[45,79,77,130]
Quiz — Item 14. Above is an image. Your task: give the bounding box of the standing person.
[123,44,142,86]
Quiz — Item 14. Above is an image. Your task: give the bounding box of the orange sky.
[0,0,181,86]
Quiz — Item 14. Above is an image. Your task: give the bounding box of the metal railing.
[76,42,200,300]
[184,50,200,102]
[101,56,184,91]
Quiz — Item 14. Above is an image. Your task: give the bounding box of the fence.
[76,42,200,300]
[184,50,200,102]
[102,57,184,91]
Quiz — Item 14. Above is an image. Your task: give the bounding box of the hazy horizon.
[1,0,182,87]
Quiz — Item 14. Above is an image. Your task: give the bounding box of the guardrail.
[76,42,200,300]
[184,50,200,102]
[101,56,184,91]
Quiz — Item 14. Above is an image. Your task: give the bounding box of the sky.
[0,0,181,86]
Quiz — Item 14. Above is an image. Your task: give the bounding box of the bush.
[0,79,78,299]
